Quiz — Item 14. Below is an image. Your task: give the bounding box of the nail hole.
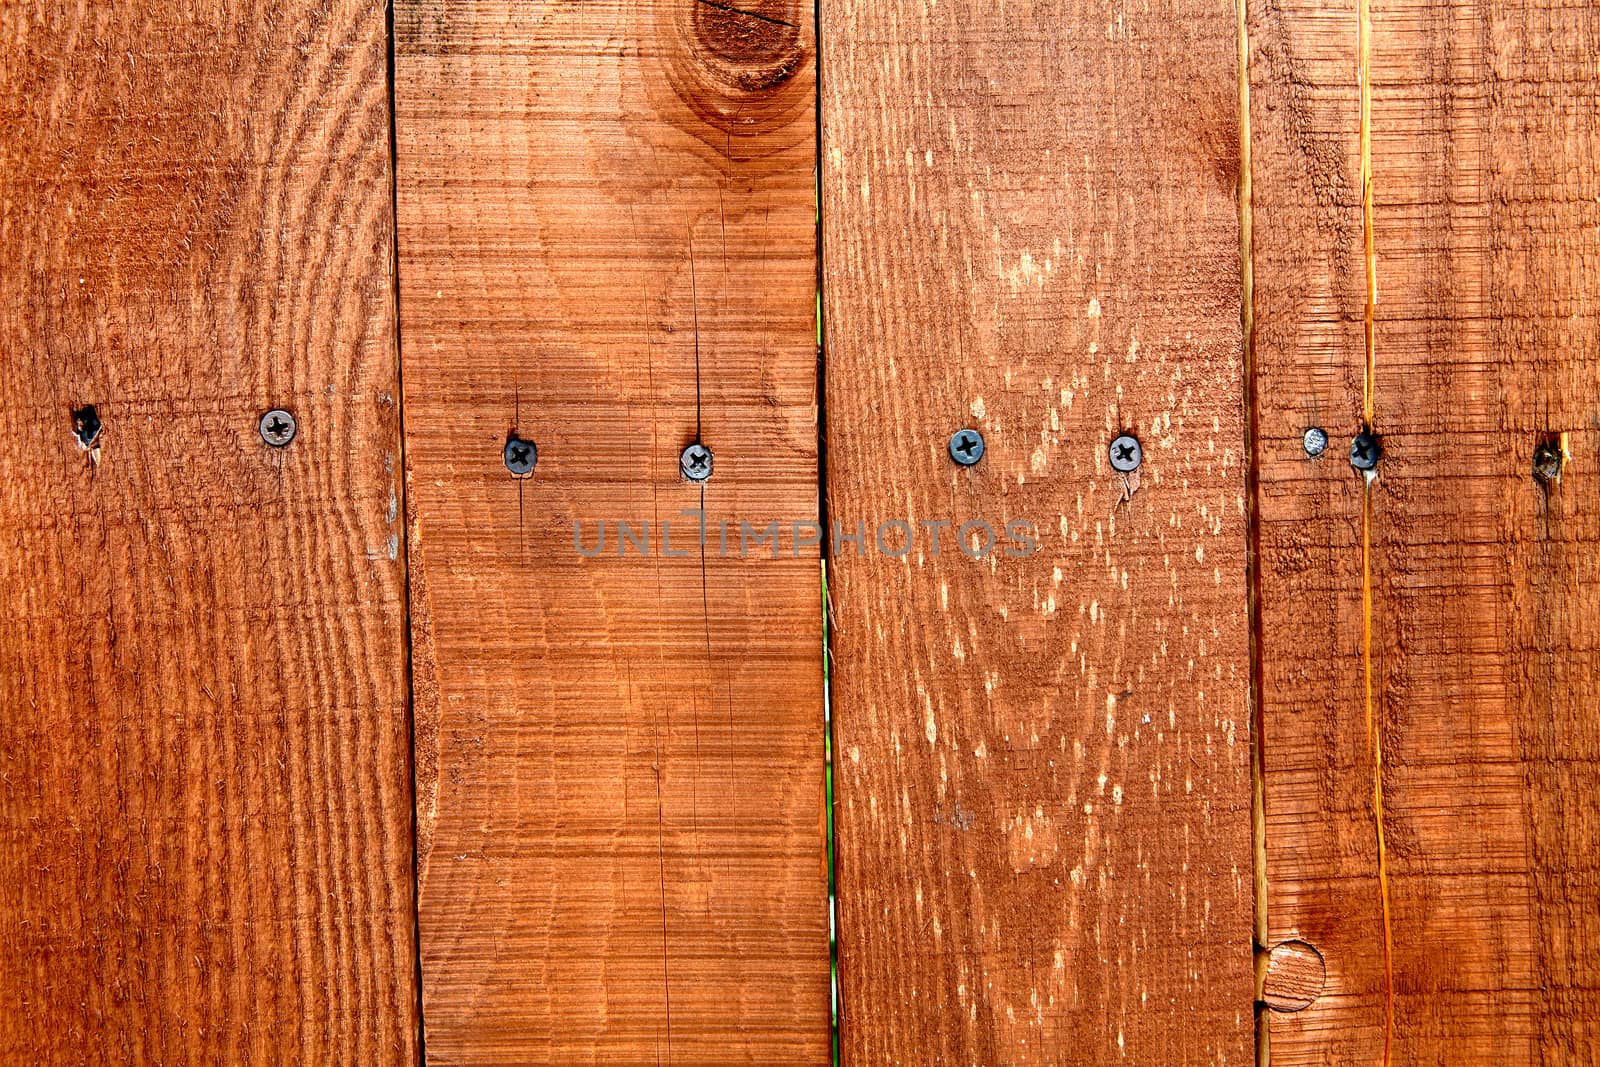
[680,442,713,482]
[71,405,101,448]
[1109,433,1141,473]
[1533,435,1563,483]
[259,409,297,448]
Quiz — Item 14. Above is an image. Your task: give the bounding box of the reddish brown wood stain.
[821,0,1257,1062]
[0,3,419,1063]
[392,1,829,1061]
[3,1,1597,1063]
[1249,0,1600,1059]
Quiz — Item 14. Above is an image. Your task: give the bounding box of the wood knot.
[650,0,811,162]
[1262,939,1325,1012]
[690,0,805,93]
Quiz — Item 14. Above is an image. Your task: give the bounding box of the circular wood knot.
[690,0,806,93]
[1262,940,1325,1013]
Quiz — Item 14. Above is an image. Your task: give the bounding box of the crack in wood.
[696,0,797,29]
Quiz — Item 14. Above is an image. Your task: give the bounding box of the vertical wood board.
[1249,0,1600,1059]
[393,1,830,1061]
[821,1,1257,1062]
[0,3,419,1063]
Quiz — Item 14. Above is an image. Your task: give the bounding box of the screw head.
[1350,429,1382,471]
[1109,433,1142,473]
[259,409,297,447]
[948,428,985,466]
[680,442,713,482]
[1303,427,1328,457]
[1533,439,1563,482]
[503,435,537,475]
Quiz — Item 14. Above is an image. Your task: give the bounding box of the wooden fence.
[1,0,1594,1063]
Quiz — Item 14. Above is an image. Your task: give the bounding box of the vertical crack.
[383,1,429,1062]
[1359,0,1378,424]
[814,1,841,1055]
[1235,2,1273,1066]
[1356,0,1395,1059]
[654,723,674,1065]
[689,237,703,441]
[1361,487,1395,1067]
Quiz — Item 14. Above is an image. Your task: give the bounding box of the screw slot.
[504,435,537,476]
[1109,434,1142,473]
[259,409,297,448]
[681,442,713,482]
[1303,427,1328,457]
[1350,428,1382,471]
[948,428,985,466]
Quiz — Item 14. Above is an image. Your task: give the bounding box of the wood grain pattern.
[392,1,829,1061]
[0,3,418,1063]
[1248,0,1600,1058]
[820,1,1256,1061]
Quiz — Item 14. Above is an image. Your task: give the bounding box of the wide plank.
[392,1,830,1061]
[821,0,1257,1061]
[0,3,418,1062]
[1248,0,1600,1059]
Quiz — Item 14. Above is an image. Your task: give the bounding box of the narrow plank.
[1243,0,1370,1060]
[1250,0,1600,1058]
[392,2,829,1062]
[0,3,418,1063]
[821,1,1256,1061]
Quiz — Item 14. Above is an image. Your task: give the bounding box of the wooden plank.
[820,1,1256,1061]
[1243,0,1370,1061]
[0,3,418,1063]
[391,2,829,1061]
[1249,0,1600,1057]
